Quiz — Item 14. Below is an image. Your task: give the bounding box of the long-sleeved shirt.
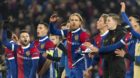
[4,40,17,78]
[91,30,109,77]
[121,12,140,78]
[2,29,39,78]
[34,35,56,78]
[49,22,90,70]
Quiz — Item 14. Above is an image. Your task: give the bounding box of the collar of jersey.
[71,28,81,33]
[39,35,48,42]
[22,43,30,49]
[10,40,14,43]
[101,30,109,37]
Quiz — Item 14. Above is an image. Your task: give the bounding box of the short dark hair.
[20,30,28,34]
[38,22,49,29]
[19,30,29,37]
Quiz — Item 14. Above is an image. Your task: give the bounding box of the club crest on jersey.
[112,37,115,42]
[41,44,45,49]
[26,51,30,56]
[74,35,79,41]
[103,39,107,43]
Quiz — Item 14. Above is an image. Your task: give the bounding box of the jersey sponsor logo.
[127,40,134,45]
[17,53,31,60]
[67,41,80,45]
[32,52,39,56]
[7,53,13,56]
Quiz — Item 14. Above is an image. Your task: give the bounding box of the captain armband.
[46,50,54,56]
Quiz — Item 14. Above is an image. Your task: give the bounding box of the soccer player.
[2,28,39,78]
[49,13,90,78]
[117,2,140,78]
[4,32,17,78]
[84,13,127,78]
[35,23,56,78]
[105,14,126,78]
[49,34,63,78]
[84,14,109,78]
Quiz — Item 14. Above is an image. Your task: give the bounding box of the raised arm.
[49,14,68,37]
[121,2,132,26]
[121,2,140,39]
[2,29,17,51]
[49,23,67,37]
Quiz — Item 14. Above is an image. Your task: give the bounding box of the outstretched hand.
[12,34,19,43]
[83,42,99,53]
[49,14,59,23]
[120,2,126,12]
[89,45,99,54]
[115,49,126,57]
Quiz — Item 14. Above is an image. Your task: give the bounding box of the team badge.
[74,35,79,41]
[112,37,116,43]
[26,51,30,56]
[41,44,45,49]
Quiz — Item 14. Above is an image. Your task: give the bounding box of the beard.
[21,40,29,46]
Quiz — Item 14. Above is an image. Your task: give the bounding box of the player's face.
[49,35,59,45]
[69,15,81,30]
[37,24,48,37]
[106,17,117,30]
[61,23,70,30]
[19,32,30,46]
[129,16,140,33]
[97,17,106,30]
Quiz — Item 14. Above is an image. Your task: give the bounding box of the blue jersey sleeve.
[49,23,68,37]
[2,29,18,51]
[121,12,132,26]
[99,40,124,53]
[121,12,140,39]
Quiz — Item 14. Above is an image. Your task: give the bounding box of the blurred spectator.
[0,0,140,78]
[0,0,139,34]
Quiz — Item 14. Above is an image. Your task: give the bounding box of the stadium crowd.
[0,0,140,78]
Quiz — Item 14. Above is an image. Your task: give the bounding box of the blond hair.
[69,13,84,25]
[108,13,121,25]
[101,14,109,24]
